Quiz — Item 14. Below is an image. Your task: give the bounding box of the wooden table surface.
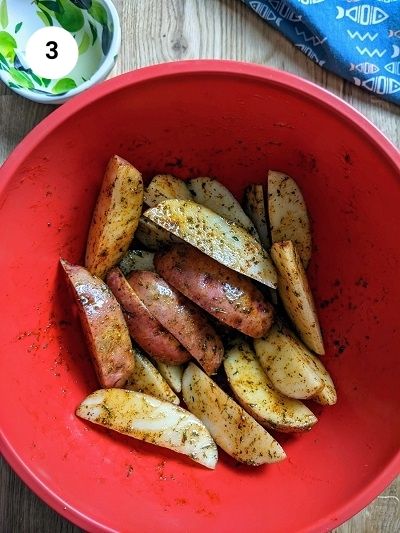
[0,1,399,531]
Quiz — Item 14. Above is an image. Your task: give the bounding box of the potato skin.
[127,271,224,375]
[106,268,190,365]
[154,245,274,338]
[61,260,135,388]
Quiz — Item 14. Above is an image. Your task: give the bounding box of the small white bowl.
[0,0,121,104]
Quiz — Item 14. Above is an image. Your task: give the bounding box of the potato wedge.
[128,271,223,375]
[145,174,193,207]
[243,184,277,305]
[145,200,277,288]
[182,363,286,465]
[127,348,179,405]
[106,268,191,365]
[224,340,317,432]
[119,250,155,275]
[268,171,312,268]
[61,260,135,388]
[254,325,323,399]
[156,362,183,394]
[243,184,270,249]
[135,216,181,251]
[85,155,143,279]
[271,240,324,354]
[187,177,259,240]
[155,244,274,338]
[76,389,218,469]
[308,352,337,406]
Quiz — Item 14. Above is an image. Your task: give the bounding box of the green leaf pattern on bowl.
[0,0,114,97]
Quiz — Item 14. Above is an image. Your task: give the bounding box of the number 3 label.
[46,41,59,60]
[26,27,78,79]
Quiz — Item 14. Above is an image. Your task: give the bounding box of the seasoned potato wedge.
[127,348,179,405]
[243,184,270,249]
[119,250,155,275]
[135,216,181,251]
[182,363,286,465]
[308,352,337,405]
[85,155,143,279]
[155,245,274,338]
[145,200,277,288]
[77,389,218,469]
[187,177,259,240]
[224,340,317,432]
[128,271,223,375]
[254,325,323,399]
[106,268,190,365]
[268,171,312,268]
[61,260,135,388]
[156,362,183,394]
[271,240,324,354]
[145,174,193,207]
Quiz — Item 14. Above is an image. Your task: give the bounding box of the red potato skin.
[61,260,135,388]
[127,271,224,375]
[154,245,274,338]
[106,268,191,365]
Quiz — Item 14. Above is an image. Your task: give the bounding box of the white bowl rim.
[0,0,121,105]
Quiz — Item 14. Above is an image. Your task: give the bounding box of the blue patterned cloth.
[243,0,400,105]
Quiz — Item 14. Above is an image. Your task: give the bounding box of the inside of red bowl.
[1,63,399,533]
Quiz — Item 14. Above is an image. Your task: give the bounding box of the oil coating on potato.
[144,174,193,207]
[85,155,143,279]
[187,177,259,240]
[128,271,224,375]
[155,244,274,338]
[77,388,218,469]
[254,325,336,404]
[271,240,324,354]
[106,268,190,365]
[126,348,179,405]
[156,362,183,394]
[224,339,318,432]
[135,216,181,251]
[182,363,286,465]
[144,199,277,288]
[254,324,323,399]
[268,171,312,268]
[61,260,135,388]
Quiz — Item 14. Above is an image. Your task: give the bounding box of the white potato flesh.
[145,200,277,288]
[307,352,337,406]
[182,363,286,465]
[126,349,179,405]
[119,250,155,276]
[268,170,312,268]
[76,388,218,469]
[254,325,323,399]
[187,177,259,240]
[224,340,317,432]
[243,184,271,249]
[85,155,143,279]
[135,216,182,251]
[271,240,324,354]
[144,174,193,207]
[156,362,183,394]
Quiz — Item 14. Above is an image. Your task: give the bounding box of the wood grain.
[0,1,398,531]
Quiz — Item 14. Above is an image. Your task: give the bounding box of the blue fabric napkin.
[243,0,400,105]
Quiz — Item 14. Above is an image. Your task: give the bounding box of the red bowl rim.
[1,60,399,533]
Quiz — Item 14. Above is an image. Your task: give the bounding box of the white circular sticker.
[25,27,79,80]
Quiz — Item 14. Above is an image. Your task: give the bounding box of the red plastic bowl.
[1,61,399,533]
